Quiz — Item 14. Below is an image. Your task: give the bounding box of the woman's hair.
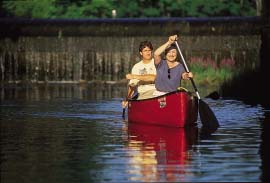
[139,41,153,52]
[165,43,177,55]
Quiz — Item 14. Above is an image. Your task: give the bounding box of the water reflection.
[127,123,198,182]
[259,111,270,183]
[0,83,127,101]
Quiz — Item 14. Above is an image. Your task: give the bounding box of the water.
[0,84,268,182]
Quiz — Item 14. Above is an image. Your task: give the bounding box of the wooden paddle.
[122,85,134,119]
[175,41,219,130]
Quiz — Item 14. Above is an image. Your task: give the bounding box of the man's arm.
[126,74,156,82]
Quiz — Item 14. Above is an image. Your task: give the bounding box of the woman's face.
[140,46,152,60]
[166,49,177,62]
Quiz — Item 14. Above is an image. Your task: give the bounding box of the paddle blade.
[199,99,219,130]
[122,108,126,119]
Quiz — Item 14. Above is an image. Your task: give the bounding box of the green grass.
[181,64,234,88]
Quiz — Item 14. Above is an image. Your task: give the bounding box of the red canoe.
[128,90,198,128]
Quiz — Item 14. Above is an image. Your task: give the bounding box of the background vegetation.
[1,0,257,18]
[181,56,235,89]
[0,0,262,88]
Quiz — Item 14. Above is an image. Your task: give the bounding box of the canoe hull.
[128,91,198,128]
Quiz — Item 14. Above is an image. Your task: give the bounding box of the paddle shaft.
[122,85,134,119]
[175,41,201,100]
[175,40,219,129]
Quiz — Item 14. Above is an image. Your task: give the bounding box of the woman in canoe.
[153,35,193,96]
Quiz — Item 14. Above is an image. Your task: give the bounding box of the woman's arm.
[154,35,178,65]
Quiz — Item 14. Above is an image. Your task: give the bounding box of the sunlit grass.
[181,56,235,89]
[190,65,234,86]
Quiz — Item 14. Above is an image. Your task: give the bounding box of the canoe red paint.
[128,91,198,128]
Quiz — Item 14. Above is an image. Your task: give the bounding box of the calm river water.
[1,83,269,182]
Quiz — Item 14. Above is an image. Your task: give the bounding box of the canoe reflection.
[127,123,198,165]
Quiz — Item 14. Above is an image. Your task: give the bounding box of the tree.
[3,0,58,18]
[2,0,256,18]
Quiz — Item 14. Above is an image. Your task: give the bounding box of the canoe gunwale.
[128,90,197,102]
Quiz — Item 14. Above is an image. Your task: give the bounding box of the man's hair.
[139,41,153,52]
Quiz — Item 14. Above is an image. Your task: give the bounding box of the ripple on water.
[0,89,267,183]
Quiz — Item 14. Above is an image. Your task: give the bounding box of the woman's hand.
[182,72,193,80]
[168,35,178,44]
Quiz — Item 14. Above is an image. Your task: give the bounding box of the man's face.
[140,46,152,60]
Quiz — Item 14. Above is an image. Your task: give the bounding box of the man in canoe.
[153,35,193,96]
[122,41,157,108]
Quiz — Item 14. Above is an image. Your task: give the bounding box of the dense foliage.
[2,0,257,18]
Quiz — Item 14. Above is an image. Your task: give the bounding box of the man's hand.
[122,100,128,108]
[126,74,134,80]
